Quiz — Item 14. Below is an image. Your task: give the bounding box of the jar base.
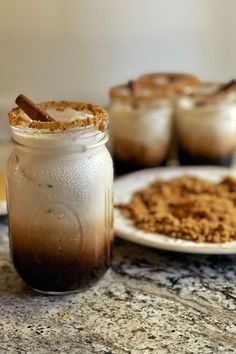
[177,145,233,167]
[114,156,168,176]
[32,288,83,296]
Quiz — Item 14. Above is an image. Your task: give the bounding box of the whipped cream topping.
[178,82,236,108]
[9,100,108,134]
[46,108,94,122]
[153,76,170,85]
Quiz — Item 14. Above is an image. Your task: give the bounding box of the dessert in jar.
[137,72,200,161]
[7,96,113,294]
[109,81,172,174]
[175,81,236,166]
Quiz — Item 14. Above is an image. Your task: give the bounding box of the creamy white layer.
[110,101,172,145]
[7,130,113,224]
[176,101,236,156]
[46,108,94,121]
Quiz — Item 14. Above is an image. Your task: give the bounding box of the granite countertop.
[1,216,236,354]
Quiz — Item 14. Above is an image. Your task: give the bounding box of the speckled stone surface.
[1,216,236,354]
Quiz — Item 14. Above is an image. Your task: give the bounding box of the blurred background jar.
[175,81,236,166]
[137,72,200,162]
[109,81,172,175]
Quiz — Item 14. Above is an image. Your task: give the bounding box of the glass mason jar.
[137,73,200,162]
[7,101,113,294]
[175,82,236,166]
[109,82,173,175]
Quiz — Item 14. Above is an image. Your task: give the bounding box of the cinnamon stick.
[215,79,236,94]
[127,80,136,93]
[15,94,55,122]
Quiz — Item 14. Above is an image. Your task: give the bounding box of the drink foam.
[46,108,94,122]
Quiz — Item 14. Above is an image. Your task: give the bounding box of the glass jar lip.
[109,83,171,106]
[8,100,108,132]
[137,72,199,93]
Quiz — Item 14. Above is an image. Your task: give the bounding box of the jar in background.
[7,101,113,294]
[137,72,200,161]
[109,82,172,175]
[175,82,236,166]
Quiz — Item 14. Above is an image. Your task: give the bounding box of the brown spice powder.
[117,175,236,243]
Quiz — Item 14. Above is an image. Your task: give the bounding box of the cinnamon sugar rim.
[109,83,170,102]
[8,100,108,132]
[138,72,199,88]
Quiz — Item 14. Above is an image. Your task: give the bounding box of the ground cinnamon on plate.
[117,175,236,243]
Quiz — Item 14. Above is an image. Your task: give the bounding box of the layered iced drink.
[175,82,236,166]
[137,72,200,161]
[109,82,173,174]
[7,100,113,294]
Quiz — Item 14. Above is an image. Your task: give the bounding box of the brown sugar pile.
[117,175,236,243]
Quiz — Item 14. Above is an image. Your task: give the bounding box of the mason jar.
[175,82,236,166]
[136,73,200,162]
[109,82,173,174]
[7,101,113,294]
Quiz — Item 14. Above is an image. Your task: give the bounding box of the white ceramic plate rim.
[114,166,236,254]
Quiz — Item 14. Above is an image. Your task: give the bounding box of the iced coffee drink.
[137,72,200,161]
[176,81,236,166]
[109,82,172,174]
[7,98,113,294]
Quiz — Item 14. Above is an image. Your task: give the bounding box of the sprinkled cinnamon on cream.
[178,81,236,106]
[109,82,170,104]
[137,72,199,94]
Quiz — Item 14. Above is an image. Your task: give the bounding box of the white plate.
[114,166,236,254]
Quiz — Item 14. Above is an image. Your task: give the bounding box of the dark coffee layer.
[14,254,109,292]
[12,243,111,293]
[178,145,233,167]
[114,157,167,176]
[10,219,112,293]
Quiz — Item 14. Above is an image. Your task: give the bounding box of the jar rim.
[177,81,236,106]
[137,72,199,94]
[8,100,108,132]
[109,82,171,104]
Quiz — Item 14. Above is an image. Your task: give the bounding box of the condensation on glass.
[7,102,113,294]
[175,82,236,166]
[109,83,173,175]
